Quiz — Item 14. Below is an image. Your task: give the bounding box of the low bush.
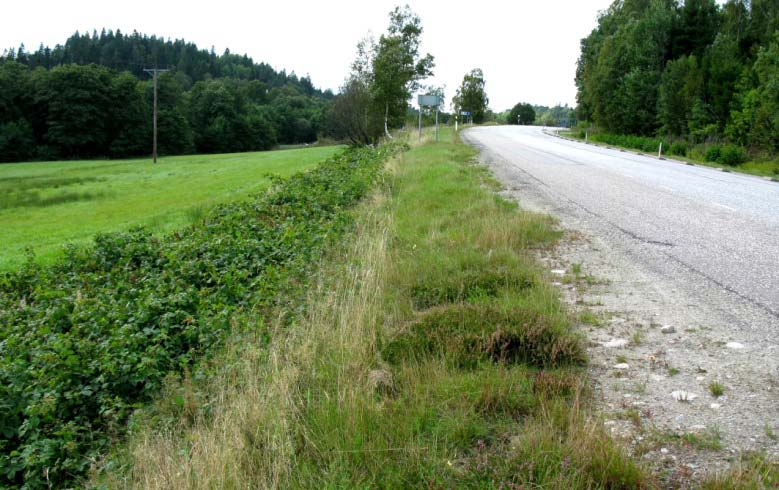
[0,144,399,488]
[590,133,663,154]
[669,141,688,156]
[718,144,747,166]
[705,145,722,162]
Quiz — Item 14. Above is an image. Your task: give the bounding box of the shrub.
[669,141,688,156]
[717,144,747,166]
[705,145,722,162]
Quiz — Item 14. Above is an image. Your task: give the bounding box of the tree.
[107,72,149,157]
[657,55,704,135]
[671,0,720,58]
[37,64,114,158]
[326,78,372,145]
[370,5,434,138]
[151,72,194,155]
[452,68,489,124]
[727,33,779,151]
[508,103,536,126]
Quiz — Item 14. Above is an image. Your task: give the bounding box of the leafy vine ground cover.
[0,144,397,488]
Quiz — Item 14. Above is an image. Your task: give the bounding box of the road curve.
[462,125,779,333]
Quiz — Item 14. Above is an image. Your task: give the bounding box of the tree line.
[576,0,779,154]
[0,31,331,162]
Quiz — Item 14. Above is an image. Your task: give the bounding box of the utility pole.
[143,67,169,163]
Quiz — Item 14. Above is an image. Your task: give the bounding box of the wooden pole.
[152,68,158,163]
[143,67,169,164]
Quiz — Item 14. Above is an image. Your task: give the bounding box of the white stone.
[672,390,698,402]
[690,425,707,430]
[603,338,629,348]
[710,403,721,409]
[551,269,566,276]
[614,363,630,370]
[696,376,705,381]
[660,448,669,454]
[725,342,745,349]
[661,325,676,334]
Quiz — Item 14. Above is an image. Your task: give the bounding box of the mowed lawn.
[0,146,341,270]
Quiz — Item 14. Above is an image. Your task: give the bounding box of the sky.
[0,0,615,111]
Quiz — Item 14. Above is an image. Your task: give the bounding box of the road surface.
[463,125,779,333]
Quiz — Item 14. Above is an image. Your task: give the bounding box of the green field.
[0,146,341,270]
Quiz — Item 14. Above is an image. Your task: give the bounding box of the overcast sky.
[1,0,615,111]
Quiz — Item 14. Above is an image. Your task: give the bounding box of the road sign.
[460,111,471,116]
[418,94,440,107]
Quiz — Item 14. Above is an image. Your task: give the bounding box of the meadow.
[0,146,340,270]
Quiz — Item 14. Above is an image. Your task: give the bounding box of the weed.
[616,355,628,364]
[186,205,208,224]
[578,310,602,326]
[667,367,680,377]
[700,451,779,488]
[646,428,724,452]
[619,408,642,428]
[682,427,724,451]
[632,382,647,395]
[630,330,643,346]
[709,381,725,397]
[571,262,583,275]
[765,425,777,441]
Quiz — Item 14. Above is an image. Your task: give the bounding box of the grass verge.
[101,128,652,488]
[559,130,779,179]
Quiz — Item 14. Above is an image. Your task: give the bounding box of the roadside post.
[418,94,441,143]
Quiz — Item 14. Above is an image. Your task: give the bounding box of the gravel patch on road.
[469,135,779,484]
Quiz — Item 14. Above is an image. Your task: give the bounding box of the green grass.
[0,146,341,270]
[709,381,725,397]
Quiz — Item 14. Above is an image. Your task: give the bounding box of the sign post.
[418,94,441,143]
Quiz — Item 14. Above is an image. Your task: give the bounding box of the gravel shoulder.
[464,127,779,484]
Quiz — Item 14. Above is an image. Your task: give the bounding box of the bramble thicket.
[0,144,400,488]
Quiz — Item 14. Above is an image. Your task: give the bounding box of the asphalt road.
[463,125,779,331]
